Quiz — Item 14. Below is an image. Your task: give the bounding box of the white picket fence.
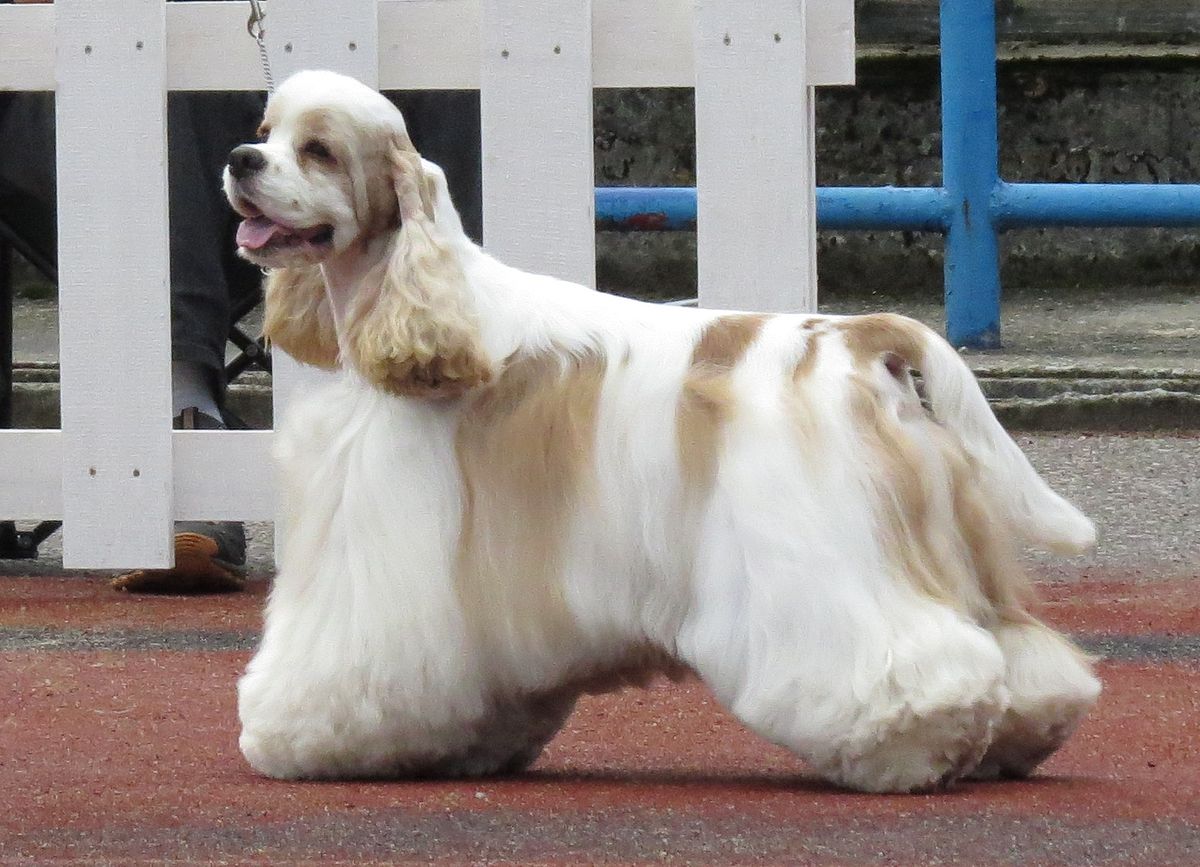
[0,0,854,569]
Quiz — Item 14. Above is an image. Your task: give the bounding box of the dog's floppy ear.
[341,135,494,398]
[262,265,340,370]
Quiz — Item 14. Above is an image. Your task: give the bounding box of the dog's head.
[226,70,491,398]
[223,69,442,268]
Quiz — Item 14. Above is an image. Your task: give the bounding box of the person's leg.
[0,92,57,265]
[167,91,266,417]
[0,90,252,420]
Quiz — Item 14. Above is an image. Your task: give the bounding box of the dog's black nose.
[228,145,267,180]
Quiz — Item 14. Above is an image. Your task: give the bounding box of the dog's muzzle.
[227,145,267,181]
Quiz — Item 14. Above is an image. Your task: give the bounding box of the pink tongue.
[236,216,286,250]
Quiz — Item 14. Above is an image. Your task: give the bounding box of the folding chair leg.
[1,239,12,428]
[0,521,62,560]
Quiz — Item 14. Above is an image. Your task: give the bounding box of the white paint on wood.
[266,0,379,86]
[596,0,854,88]
[173,430,275,521]
[481,0,596,285]
[56,0,174,569]
[379,0,482,90]
[165,1,263,92]
[592,0,693,89]
[694,0,817,313]
[804,86,819,302]
[0,431,63,520]
[3,1,855,91]
[0,431,276,522]
[0,4,55,91]
[807,0,856,87]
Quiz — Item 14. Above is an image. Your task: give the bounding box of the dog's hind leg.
[675,485,1008,791]
[679,541,1010,793]
[968,619,1100,780]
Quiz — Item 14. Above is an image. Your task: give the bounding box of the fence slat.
[265,1,378,86]
[0,431,62,520]
[595,0,854,88]
[378,0,481,90]
[0,3,54,91]
[0,430,275,522]
[165,2,262,92]
[55,0,173,568]
[2,1,853,92]
[694,0,817,313]
[173,431,275,521]
[807,0,855,87]
[481,0,595,285]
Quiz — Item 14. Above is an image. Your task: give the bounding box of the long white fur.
[916,335,1097,554]
[230,70,1100,793]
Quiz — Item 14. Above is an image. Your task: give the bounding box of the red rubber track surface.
[2,577,1197,865]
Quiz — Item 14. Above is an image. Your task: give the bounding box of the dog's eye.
[256,125,271,142]
[302,139,335,162]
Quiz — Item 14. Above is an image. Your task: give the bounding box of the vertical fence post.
[694,0,816,313]
[56,0,173,568]
[480,0,596,287]
[940,0,1002,348]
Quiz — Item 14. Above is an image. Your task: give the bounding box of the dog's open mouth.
[236,216,334,253]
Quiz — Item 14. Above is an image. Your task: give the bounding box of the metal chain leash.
[246,0,275,93]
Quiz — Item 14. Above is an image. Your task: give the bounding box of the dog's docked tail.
[913,324,1096,555]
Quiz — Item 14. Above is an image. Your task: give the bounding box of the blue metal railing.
[593,0,1200,348]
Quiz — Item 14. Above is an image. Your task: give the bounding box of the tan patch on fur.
[848,376,960,608]
[848,375,1033,620]
[292,107,400,237]
[677,314,768,496]
[791,327,824,382]
[454,349,607,676]
[945,445,1036,622]
[785,328,826,450]
[835,313,1034,619]
[836,313,928,373]
[262,265,340,369]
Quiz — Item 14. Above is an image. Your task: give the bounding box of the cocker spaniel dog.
[223,70,1100,793]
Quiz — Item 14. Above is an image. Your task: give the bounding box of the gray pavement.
[1018,432,1199,578]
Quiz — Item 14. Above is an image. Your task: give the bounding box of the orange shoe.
[110,409,248,594]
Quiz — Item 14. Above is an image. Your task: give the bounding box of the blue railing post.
[940,0,1002,348]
